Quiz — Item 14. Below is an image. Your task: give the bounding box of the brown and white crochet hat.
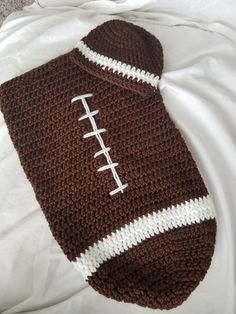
[0,20,216,309]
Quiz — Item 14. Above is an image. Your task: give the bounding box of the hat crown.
[82,20,163,78]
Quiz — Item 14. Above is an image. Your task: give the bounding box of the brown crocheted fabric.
[0,20,216,310]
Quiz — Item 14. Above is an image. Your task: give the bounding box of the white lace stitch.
[79,110,99,121]
[98,163,119,172]
[71,94,128,196]
[76,40,160,88]
[72,195,216,279]
[94,147,111,158]
[83,129,106,138]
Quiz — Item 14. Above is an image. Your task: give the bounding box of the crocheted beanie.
[0,20,216,309]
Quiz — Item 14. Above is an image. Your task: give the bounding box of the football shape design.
[0,20,216,309]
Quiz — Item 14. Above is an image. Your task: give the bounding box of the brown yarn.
[0,19,216,310]
[83,20,163,78]
[89,219,216,309]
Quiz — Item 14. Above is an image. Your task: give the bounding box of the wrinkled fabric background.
[0,1,236,314]
[0,0,33,24]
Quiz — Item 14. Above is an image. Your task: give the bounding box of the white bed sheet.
[0,1,236,314]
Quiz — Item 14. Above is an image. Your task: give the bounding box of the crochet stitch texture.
[0,20,216,309]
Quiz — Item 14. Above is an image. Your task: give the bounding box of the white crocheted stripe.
[72,195,215,279]
[76,40,160,88]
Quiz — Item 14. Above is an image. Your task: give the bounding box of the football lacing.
[71,93,128,196]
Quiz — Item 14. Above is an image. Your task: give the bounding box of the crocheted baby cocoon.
[0,20,216,310]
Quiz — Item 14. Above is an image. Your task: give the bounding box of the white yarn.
[71,93,128,196]
[94,147,111,158]
[109,184,129,196]
[79,110,99,121]
[72,195,216,279]
[83,129,106,138]
[98,163,119,172]
[76,41,160,88]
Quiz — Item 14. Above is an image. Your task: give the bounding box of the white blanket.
[0,1,236,313]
